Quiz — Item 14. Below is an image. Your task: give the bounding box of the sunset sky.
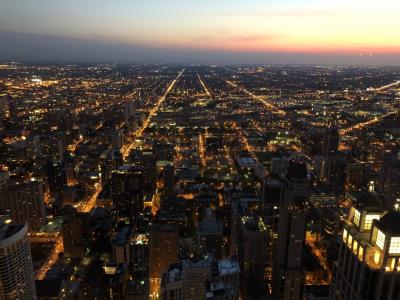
[1,0,399,64]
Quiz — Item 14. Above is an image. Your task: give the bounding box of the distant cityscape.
[0,62,400,299]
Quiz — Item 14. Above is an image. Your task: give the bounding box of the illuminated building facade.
[331,203,400,299]
[0,216,36,299]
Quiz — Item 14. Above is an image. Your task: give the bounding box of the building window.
[364,214,381,230]
[348,234,353,248]
[374,251,381,265]
[353,209,361,226]
[358,246,364,260]
[353,240,358,254]
[376,230,386,250]
[389,237,400,254]
[343,228,348,242]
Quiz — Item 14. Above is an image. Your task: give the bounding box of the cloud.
[226,34,284,42]
[216,8,333,18]
[194,32,284,42]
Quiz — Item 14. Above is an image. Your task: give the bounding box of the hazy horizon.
[1,0,399,65]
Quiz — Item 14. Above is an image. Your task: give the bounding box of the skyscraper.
[149,223,179,299]
[330,203,400,299]
[261,178,282,294]
[111,165,143,221]
[0,179,46,231]
[322,126,339,158]
[274,160,309,300]
[238,216,267,299]
[125,101,137,129]
[379,153,400,209]
[62,205,87,258]
[0,216,36,299]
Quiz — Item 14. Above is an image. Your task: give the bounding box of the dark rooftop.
[376,211,400,236]
[286,159,307,180]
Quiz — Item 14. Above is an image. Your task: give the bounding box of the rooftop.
[376,211,400,236]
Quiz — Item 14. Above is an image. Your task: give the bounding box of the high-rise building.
[149,223,179,299]
[261,178,282,294]
[379,153,400,209]
[0,216,36,299]
[0,95,10,120]
[111,165,143,220]
[238,216,267,299]
[62,206,87,258]
[112,226,149,289]
[274,160,309,300]
[125,101,137,129]
[161,256,240,300]
[330,201,400,299]
[197,208,224,259]
[0,179,46,231]
[322,126,339,157]
[105,129,125,151]
[141,151,157,192]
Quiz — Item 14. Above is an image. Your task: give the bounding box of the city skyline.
[1,0,400,65]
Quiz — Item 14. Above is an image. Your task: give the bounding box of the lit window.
[353,240,358,253]
[348,234,353,248]
[364,214,381,230]
[374,251,381,265]
[376,230,386,250]
[343,228,348,242]
[389,237,400,254]
[353,209,361,226]
[386,258,396,271]
[358,247,364,260]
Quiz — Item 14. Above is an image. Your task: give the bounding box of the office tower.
[322,126,339,157]
[102,262,130,300]
[161,256,240,300]
[261,178,282,294]
[0,179,46,231]
[330,202,400,299]
[238,216,267,299]
[274,160,309,300]
[270,157,289,177]
[46,160,67,209]
[0,95,10,120]
[112,150,124,171]
[0,168,9,185]
[379,153,400,209]
[345,162,373,190]
[62,206,87,258]
[182,258,212,299]
[111,165,143,220]
[197,208,224,259]
[130,233,149,279]
[125,279,149,300]
[0,216,36,299]
[155,142,175,162]
[313,156,328,182]
[141,151,157,192]
[129,149,157,192]
[112,227,149,281]
[229,200,249,257]
[106,129,125,150]
[149,223,179,299]
[125,101,137,129]
[162,163,175,199]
